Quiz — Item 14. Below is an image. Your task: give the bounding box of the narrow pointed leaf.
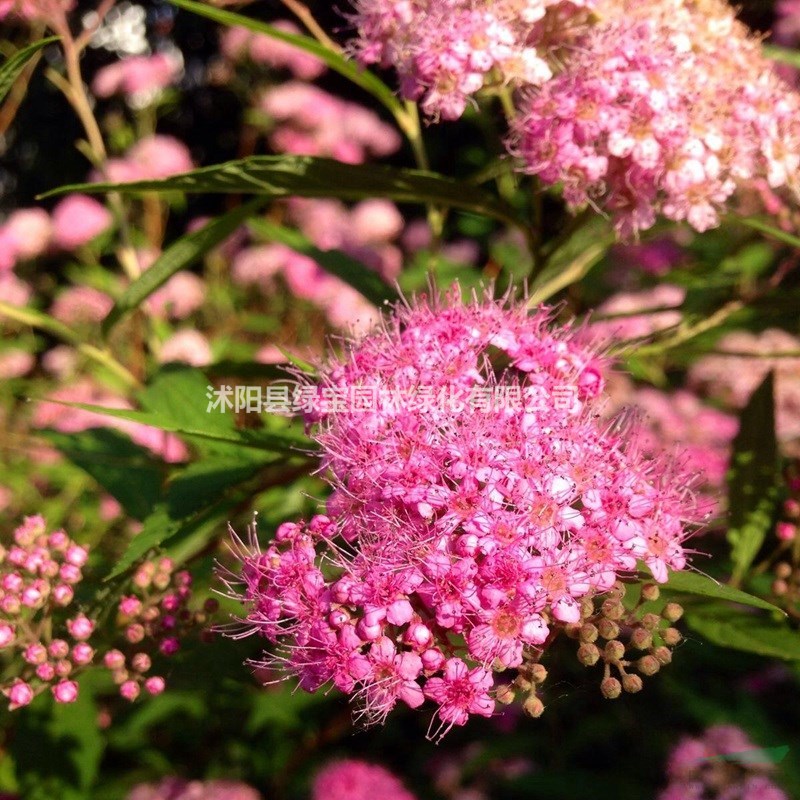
[102,198,265,335]
[661,569,784,614]
[0,36,58,105]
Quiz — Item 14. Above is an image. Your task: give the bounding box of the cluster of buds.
[769,462,800,614]
[0,517,209,710]
[102,558,215,702]
[0,516,90,709]
[567,582,683,700]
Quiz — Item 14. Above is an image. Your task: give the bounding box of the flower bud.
[653,646,672,665]
[48,639,69,659]
[579,623,598,643]
[637,655,660,676]
[144,676,166,696]
[71,643,94,666]
[55,659,73,677]
[775,562,792,580]
[7,681,34,710]
[597,618,620,640]
[604,640,625,662]
[661,627,682,646]
[629,627,653,650]
[52,680,78,703]
[67,614,95,641]
[52,584,75,606]
[159,637,180,656]
[126,624,145,644]
[523,694,545,717]
[641,613,661,631]
[119,596,143,617]
[622,674,643,693]
[104,649,126,670]
[641,584,660,602]
[600,677,622,699]
[601,599,624,620]
[772,579,789,597]
[24,643,47,664]
[580,597,595,618]
[0,624,15,649]
[662,603,684,623]
[120,680,140,701]
[36,663,55,681]
[495,684,516,705]
[131,653,152,673]
[577,643,600,666]
[530,663,548,684]
[421,648,445,672]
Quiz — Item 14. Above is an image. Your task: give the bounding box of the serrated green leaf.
[727,373,782,584]
[248,218,397,307]
[686,607,800,661]
[0,36,59,106]
[168,0,404,120]
[661,569,784,614]
[42,429,164,521]
[103,199,265,335]
[42,155,521,230]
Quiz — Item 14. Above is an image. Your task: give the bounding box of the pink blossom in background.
[92,52,182,104]
[350,199,404,245]
[50,286,114,326]
[2,209,51,260]
[41,345,78,378]
[254,344,286,364]
[312,760,417,800]
[221,21,326,79]
[127,778,260,800]
[51,195,113,250]
[513,0,800,236]
[146,272,206,320]
[0,228,18,273]
[775,1,800,46]
[261,82,401,163]
[689,329,800,452]
[0,350,34,379]
[33,381,188,463]
[660,725,787,799]
[0,0,74,23]
[610,238,686,279]
[105,136,194,183]
[590,285,685,342]
[231,244,289,289]
[0,274,32,307]
[159,330,213,367]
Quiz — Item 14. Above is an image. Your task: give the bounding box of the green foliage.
[0,37,58,106]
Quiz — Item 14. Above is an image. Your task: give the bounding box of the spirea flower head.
[348,0,595,120]
[512,0,800,236]
[223,289,701,738]
[312,760,417,800]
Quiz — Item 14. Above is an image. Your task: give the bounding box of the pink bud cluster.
[0,515,90,709]
[660,725,788,800]
[312,760,417,800]
[0,517,205,710]
[102,558,208,702]
[127,777,261,800]
[225,291,699,738]
[513,0,800,235]
[349,0,594,120]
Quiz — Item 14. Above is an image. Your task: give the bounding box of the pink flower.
[144,676,166,695]
[159,330,213,366]
[127,778,261,800]
[66,614,95,641]
[52,680,78,703]
[590,285,685,342]
[0,274,32,306]
[0,350,34,379]
[312,760,417,800]
[92,52,182,104]
[3,208,51,259]
[51,195,113,250]
[146,272,205,320]
[423,658,495,737]
[50,286,113,325]
[6,680,33,710]
[105,136,194,183]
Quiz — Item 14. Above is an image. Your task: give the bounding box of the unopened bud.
[604,640,625,662]
[580,598,595,618]
[641,584,660,602]
[611,581,627,598]
[641,613,661,631]
[772,579,789,597]
[653,646,672,665]
[637,655,660,676]
[496,684,516,705]
[662,628,682,646]
[530,664,548,684]
[629,627,653,650]
[597,618,620,640]
[577,643,600,666]
[564,623,582,639]
[601,677,622,699]
[775,562,792,580]
[523,695,545,718]
[601,599,624,620]
[622,674,643,693]
[662,603,684,623]
[579,623,598,643]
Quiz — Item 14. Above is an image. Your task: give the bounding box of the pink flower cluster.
[127,777,260,800]
[104,135,194,183]
[0,196,112,272]
[221,21,326,80]
[349,0,594,120]
[312,760,417,800]
[261,82,401,164]
[0,0,73,24]
[0,517,205,710]
[0,516,90,709]
[92,52,183,107]
[660,725,787,800]
[225,292,698,737]
[689,329,800,455]
[590,285,685,342]
[513,0,800,235]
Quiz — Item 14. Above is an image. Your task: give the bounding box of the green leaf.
[0,36,59,106]
[248,218,397,307]
[686,607,800,661]
[41,429,163,521]
[661,569,784,614]
[43,155,521,230]
[740,217,800,250]
[168,0,404,120]
[102,199,265,335]
[727,373,782,584]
